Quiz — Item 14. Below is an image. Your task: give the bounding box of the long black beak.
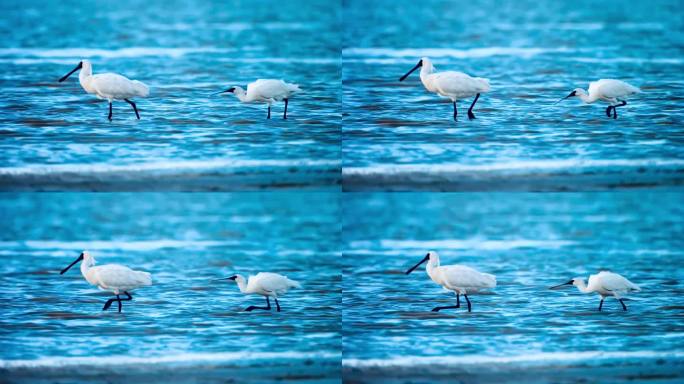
[549,280,574,290]
[405,254,429,275]
[213,275,237,281]
[213,87,235,96]
[60,253,84,275]
[399,59,423,82]
[58,61,83,83]
[554,91,576,105]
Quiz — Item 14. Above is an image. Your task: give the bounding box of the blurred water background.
[0,0,341,191]
[342,0,684,191]
[342,192,684,382]
[0,192,341,383]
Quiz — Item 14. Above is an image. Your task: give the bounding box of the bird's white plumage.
[232,272,301,298]
[77,251,152,294]
[229,79,300,105]
[422,251,496,294]
[585,271,641,297]
[567,79,640,105]
[416,57,490,101]
[76,60,149,101]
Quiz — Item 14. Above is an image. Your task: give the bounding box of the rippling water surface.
[342,0,684,191]
[0,193,340,382]
[342,192,684,381]
[0,0,341,190]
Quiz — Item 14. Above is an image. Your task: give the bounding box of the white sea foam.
[343,350,684,368]
[0,47,231,59]
[0,240,236,252]
[342,158,684,176]
[378,239,574,251]
[0,158,340,177]
[343,47,572,59]
[0,351,340,369]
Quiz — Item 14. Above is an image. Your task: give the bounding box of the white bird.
[217,272,301,312]
[399,57,490,121]
[550,271,641,311]
[405,251,496,312]
[60,251,152,313]
[556,79,641,119]
[216,79,301,119]
[58,60,149,121]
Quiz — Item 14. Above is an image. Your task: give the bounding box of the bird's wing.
[91,264,152,290]
[432,72,490,95]
[596,271,640,292]
[247,79,287,99]
[252,272,289,292]
[91,73,148,98]
[594,79,640,99]
[440,265,496,288]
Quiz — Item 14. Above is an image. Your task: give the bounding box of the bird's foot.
[103,300,114,310]
[468,112,476,120]
[606,107,612,117]
[245,306,256,312]
[431,307,441,312]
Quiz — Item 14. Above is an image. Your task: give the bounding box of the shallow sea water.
[342,192,684,381]
[0,192,341,382]
[342,0,684,191]
[0,0,341,191]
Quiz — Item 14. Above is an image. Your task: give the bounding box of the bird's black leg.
[612,100,627,120]
[283,99,288,119]
[124,99,140,120]
[467,93,480,120]
[464,294,472,312]
[267,105,271,119]
[431,293,461,312]
[619,298,628,311]
[108,102,113,121]
[452,101,458,121]
[103,295,119,311]
[605,106,613,117]
[118,291,132,313]
[598,299,604,311]
[275,298,281,312]
[245,297,272,312]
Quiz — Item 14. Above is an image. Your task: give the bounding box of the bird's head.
[400,57,429,81]
[213,86,245,98]
[216,274,245,285]
[60,250,93,275]
[555,88,586,104]
[405,251,438,275]
[549,277,583,290]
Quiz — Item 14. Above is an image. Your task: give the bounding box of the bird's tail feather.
[286,83,301,93]
[137,271,152,286]
[132,80,150,97]
[482,273,497,288]
[475,77,491,93]
[287,278,301,289]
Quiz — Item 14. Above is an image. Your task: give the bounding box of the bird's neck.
[578,92,596,103]
[79,259,92,278]
[574,280,591,293]
[234,89,249,102]
[78,69,94,93]
[235,276,249,293]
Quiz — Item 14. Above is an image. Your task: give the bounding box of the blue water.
[0,0,341,190]
[0,193,341,381]
[341,192,684,376]
[342,0,684,191]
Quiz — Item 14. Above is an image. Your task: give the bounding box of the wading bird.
[216,272,301,312]
[399,57,490,121]
[550,271,641,311]
[405,251,496,312]
[58,60,149,121]
[216,79,301,119]
[556,79,641,119]
[60,251,152,313]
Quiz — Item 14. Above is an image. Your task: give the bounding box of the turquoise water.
[0,193,341,380]
[342,0,684,191]
[341,192,684,377]
[0,0,341,190]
